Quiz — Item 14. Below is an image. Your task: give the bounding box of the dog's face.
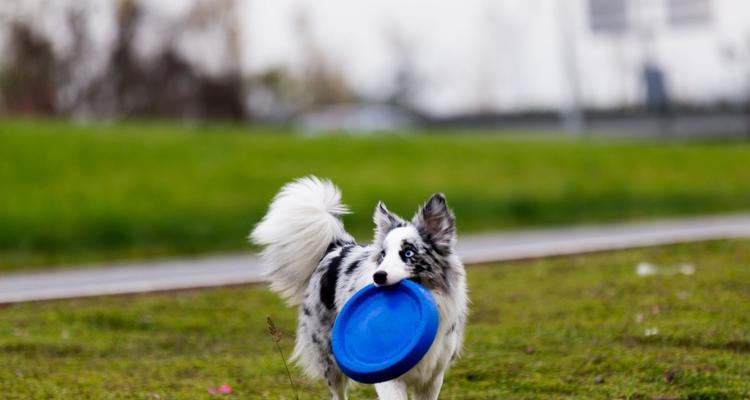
[371,194,456,289]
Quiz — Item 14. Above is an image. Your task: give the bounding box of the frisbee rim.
[331,280,439,384]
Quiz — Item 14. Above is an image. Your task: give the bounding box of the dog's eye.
[404,249,414,258]
[378,251,385,262]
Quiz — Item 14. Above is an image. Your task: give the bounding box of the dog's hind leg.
[411,373,444,400]
[374,380,408,400]
[324,363,348,400]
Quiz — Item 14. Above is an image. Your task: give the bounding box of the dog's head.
[371,193,456,289]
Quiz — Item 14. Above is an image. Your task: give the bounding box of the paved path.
[2,213,750,304]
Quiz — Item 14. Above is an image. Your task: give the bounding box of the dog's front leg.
[411,373,444,400]
[374,380,408,400]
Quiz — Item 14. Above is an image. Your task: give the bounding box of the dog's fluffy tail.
[250,176,352,305]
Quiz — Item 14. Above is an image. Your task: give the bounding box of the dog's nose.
[373,271,388,285]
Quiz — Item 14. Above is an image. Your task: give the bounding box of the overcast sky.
[242,0,750,113]
[243,0,563,114]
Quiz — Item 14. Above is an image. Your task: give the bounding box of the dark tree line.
[0,0,246,120]
[0,0,421,121]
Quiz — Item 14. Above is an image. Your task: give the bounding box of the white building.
[3,0,749,117]
[247,0,750,115]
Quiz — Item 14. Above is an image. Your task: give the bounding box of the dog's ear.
[373,201,405,243]
[413,193,456,253]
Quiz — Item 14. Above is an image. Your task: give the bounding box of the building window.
[667,0,712,26]
[589,0,629,34]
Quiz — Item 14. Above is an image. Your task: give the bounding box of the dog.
[251,177,468,400]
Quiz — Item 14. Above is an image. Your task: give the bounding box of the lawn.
[2,118,750,271]
[1,240,748,399]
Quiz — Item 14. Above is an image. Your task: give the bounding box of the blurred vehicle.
[295,103,418,134]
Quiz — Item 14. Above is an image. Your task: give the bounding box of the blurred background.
[1,0,750,271]
[1,0,749,136]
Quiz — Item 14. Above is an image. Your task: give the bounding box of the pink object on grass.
[208,383,232,396]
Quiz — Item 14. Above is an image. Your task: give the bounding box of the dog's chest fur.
[400,288,465,387]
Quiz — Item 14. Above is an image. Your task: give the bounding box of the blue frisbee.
[332,280,439,384]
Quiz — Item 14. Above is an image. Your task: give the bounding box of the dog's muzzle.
[373,271,388,285]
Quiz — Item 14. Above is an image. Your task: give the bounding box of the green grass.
[2,118,750,271]
[1,240,749,399]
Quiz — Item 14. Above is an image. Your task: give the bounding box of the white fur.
[250,176,352,305]
[393,255,467,399]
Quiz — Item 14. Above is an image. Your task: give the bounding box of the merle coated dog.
[251,177,467,400]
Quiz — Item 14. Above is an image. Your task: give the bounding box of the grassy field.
[1,240,748,399]
[2,118,750,271]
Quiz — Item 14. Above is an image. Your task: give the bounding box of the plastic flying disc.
[331,280,439,384]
